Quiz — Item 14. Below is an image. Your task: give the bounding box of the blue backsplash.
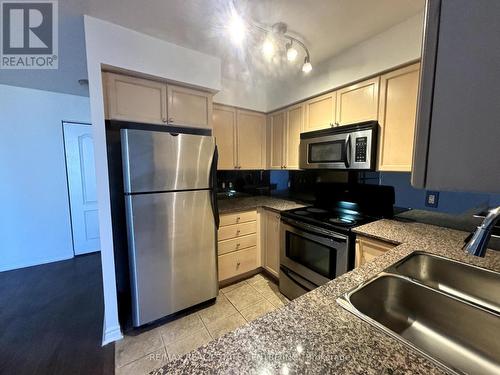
[369,172,500,214]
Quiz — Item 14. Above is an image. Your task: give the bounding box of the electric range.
[279,183,395,300]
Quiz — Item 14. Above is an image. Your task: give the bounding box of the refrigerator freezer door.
[121,129,215,193]
[126,190,218,326]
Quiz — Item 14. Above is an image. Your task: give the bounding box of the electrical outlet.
[425,191,439,208]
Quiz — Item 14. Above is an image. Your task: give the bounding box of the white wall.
[0,84,90,272]
[83,15,222,345]
[265,12,424,111]
[214,76,268,112]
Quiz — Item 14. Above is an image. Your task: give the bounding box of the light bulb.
[262,39,274,59]
[302,57,312,73]
[228,10,245,45]
[286,46,297,62]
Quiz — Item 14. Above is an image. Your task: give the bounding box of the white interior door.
[63,122,100,255]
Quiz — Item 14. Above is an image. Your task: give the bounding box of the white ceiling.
[0,0,424,96]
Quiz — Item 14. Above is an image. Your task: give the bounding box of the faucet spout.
[465,206,500,257]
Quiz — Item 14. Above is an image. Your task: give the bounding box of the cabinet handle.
[236,217,240,222]
[236,243,240,248]
[168,117,174,123]
[236,261,241,267]
[162,117,168,123]
[236,229,240,235]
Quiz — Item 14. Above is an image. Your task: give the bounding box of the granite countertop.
[152,219,500,375]
[218,196,309,214]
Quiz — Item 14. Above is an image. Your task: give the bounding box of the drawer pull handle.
[236,217,240,222]
[236,230,240,235]
[236,243,240,247]
[236,261,241,267]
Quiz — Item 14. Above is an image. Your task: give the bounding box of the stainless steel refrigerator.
[121,128,219,327]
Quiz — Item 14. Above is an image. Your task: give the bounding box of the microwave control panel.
[355,137,367,162]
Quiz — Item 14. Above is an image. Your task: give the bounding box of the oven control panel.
[355,137,367,162]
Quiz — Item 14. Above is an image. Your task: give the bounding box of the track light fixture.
[226,5,312,74]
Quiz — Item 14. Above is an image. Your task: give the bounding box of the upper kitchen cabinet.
[412,0,500,193]
[212,105,236,170]
[103,72,213,129]
[304,91,336,131]
[378,63,420,172]
[268,105,304,170]
[104,72,167,125]
[284,104,304,169]
[336,77,379,125]
[167,84,212,129]
[268,110,286,169]
[236,110,266,170]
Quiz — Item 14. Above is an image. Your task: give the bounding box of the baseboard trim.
[102,323,122,346]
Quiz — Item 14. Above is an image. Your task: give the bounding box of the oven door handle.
[343,134,351,168]
[281,266,317,292]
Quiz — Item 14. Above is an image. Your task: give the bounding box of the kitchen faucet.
[465,206,500,257]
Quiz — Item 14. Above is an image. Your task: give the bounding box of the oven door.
[280,219,349,287]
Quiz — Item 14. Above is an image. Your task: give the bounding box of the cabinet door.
[167,84,213,129]
[285,104,304,169]
[263,210,280,277]
[213,105,236,170]
[355,236,395,268]
[104,72,167,124]
[268,111,286,169]
[337,77,380,125]
[236,110,266,169]
[378,63,420,172]
[304,92,336,131]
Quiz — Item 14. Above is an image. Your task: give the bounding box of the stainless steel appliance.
[299,121,378,170]
[121,128,219,327]
[279,183,394,300]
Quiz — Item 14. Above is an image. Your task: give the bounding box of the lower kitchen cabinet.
[218,246,258,281]
[261,208,281,278]
[217,210,260,282]
[355,235,396,267]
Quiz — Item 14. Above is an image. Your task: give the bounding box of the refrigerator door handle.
[210,146,220,229]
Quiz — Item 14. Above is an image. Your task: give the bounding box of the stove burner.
[294,210,310,216]
[306,208,328,214]
[329,217,356,225]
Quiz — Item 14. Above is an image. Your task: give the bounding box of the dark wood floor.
[0,253,114,375]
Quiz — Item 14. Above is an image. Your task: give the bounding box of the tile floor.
[115,273,289,375]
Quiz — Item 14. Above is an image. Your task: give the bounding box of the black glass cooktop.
[281,206,376,232]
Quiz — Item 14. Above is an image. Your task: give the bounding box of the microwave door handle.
[344,134,351,168]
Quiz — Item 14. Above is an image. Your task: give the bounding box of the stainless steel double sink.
[337,252,500,375]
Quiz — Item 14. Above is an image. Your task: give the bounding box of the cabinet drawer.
[218,221,257,241]
[218,246,258,281]
[218,234,257,255]
[219,210,257,227]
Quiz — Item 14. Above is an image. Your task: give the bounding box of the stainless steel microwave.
[299,121,378,170]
